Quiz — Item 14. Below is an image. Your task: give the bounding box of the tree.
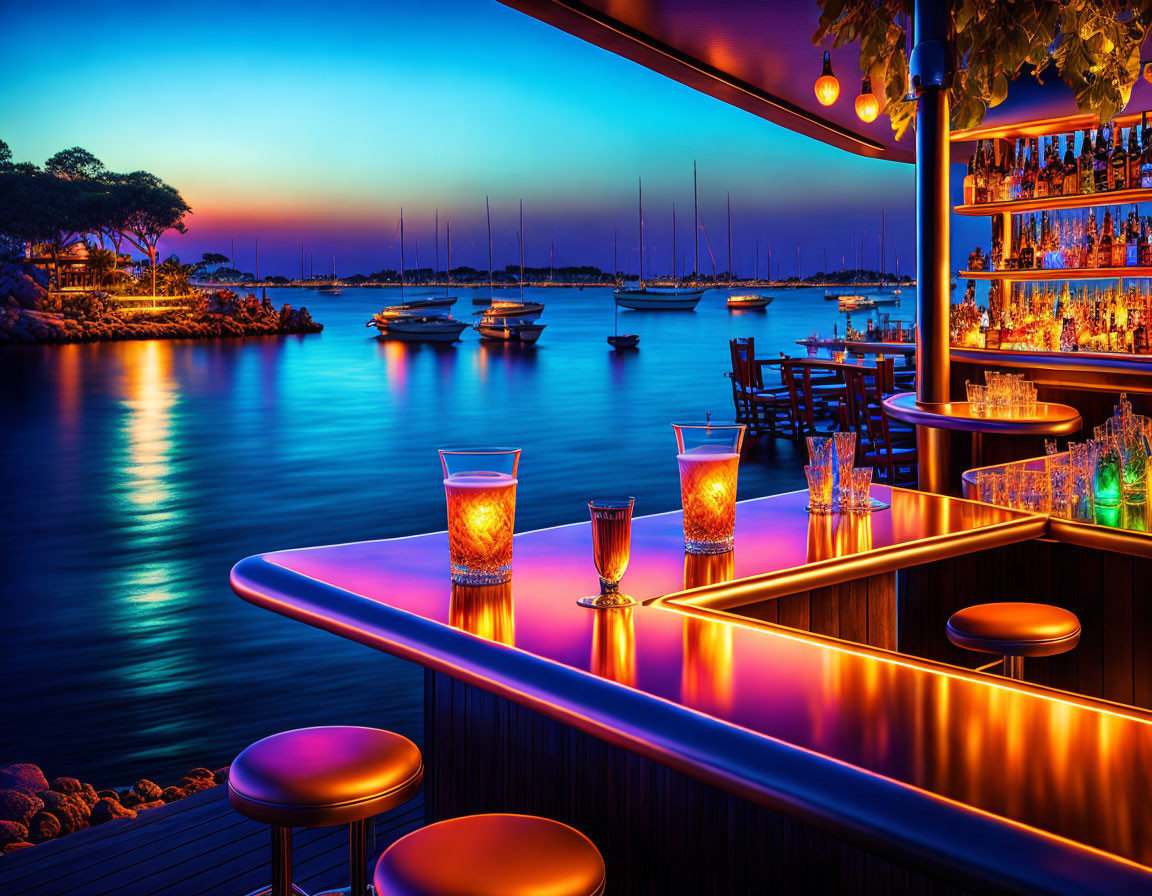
[815,1,1151,139]
[45,147,105,181]
[156,255,195,296]
[195,251,230,273]
[115,172,191,296]
[0,139,11,168]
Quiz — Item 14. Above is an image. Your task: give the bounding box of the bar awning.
[501,0,1152,163]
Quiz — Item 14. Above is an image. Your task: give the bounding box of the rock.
[160,786,186,804]
[134,800,165,811]
[0,791,43,827]
[36,791,89,835]
[0,765,48,796]
[49,777,82,794]
[28,811,60,843]
[2,841,34,853]
[120,791,142,808]
[178,776,214,795]
[75,783,99,808]
[0,821,28,846]
[133,779,162,801]
[96,790,119,802]
[89,798,137,826]
[212,767,229,785]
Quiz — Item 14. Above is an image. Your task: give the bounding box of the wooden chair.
[844,366,917,484]
[726,338,792,437]
[781,359,851,437]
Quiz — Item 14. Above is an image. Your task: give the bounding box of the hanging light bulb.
[814,51,839,106]
[855,76,879,123]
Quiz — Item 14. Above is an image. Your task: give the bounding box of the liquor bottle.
[1143,112,1152,188]
[1062,133,1079,195]
[1111,125,1128,191]
[1035,138,1049,198]
[1080,130,1096,194]
[1094,126,1110,193]
[1129,121,1142,188]
[1019,217,1035,269]
[1099,208,1113,268]
[973,140,988,204]
[1083,210,1097,267]
[1127,206,1139,265]
[988,141,1004,202]
[1112,207,1126,267]
[1045,137,1062,196]
[963,154,976,205]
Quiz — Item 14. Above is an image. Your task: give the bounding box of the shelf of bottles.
[953,111,1152,357]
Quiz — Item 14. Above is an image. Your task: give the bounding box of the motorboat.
[613,287,704,310]
[726,294,773,310]
[838,295,876,311]
[475,316,546,344]
[608,334,639,349]
[474,299,544,321]
[379,315,468,343]
[375,296,457,319]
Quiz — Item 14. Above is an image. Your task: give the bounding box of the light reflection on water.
[1,285,898,785]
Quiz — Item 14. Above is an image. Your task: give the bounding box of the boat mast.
[550,229,554,285]
[638,177,644,288]
[446,220,451,296]
[486,196,493,302]
[613,224,619,335]
[400,208,405,300]
[435,208,439,282]
[519,199,525,301]
[672,203,677,282]
[727,191,732,284]
[693,161,698,286]
[881,208,886,288]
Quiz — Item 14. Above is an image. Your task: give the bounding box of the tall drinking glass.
[440,448,520,585]
[578,498,638,609]
[673,423,745,554]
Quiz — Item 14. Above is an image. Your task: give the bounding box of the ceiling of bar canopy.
[501,0,1152,165]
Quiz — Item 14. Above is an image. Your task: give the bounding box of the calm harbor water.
[2,285,910,786]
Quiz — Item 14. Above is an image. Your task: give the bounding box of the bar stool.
[373,814,605,896]
[229,726,423,896]
[946,602,1081,680]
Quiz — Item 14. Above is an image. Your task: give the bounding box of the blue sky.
[0,0,973,277]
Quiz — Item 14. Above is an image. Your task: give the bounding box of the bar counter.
[231,488,1152,895]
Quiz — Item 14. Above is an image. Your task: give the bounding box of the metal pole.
[912,0,954,494]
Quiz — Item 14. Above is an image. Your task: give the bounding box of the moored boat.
[476,299,545,321]
[613,287,704,310]
[726,294,773,310]
[608,334,639,349]
[379,315,468,343]
[475,317,546,343]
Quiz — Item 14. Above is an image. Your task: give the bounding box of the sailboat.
[473,198,496,307]
[872,209,900,305]
[607,223,640,348]
[368,208,467,342]
[317,255,341,294]
[614,176,704,310]
[723,191,774,310]
[475,200,546,343]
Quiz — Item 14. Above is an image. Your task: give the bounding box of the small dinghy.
[726,294,773,310]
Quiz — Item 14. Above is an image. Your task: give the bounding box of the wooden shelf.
[951,110,1145,143]
[959,267,1152,282]
[955,187,1152,217]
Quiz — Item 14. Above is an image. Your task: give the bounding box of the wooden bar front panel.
[897,541,1152,710]
[424,669,971,896]
[724,571,896,651]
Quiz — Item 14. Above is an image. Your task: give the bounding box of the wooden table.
[883,391,1083,466]
[231,488,1152,894]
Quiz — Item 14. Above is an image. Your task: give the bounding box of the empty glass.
[805,465,833,513]
[850,467,873,512]
[806,436,832,468]
[833,431,856,508]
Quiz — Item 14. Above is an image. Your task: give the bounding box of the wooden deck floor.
[0,785,423,896]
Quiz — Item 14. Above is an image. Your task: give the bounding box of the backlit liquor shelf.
[956,186,1152,217]
[959,265,1152,281]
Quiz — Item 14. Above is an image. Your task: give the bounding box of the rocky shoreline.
[0,762,228,854]
[0,263,322,345]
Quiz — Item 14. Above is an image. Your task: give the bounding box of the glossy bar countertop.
[883,391,1083,436]
[232,487,1152,893]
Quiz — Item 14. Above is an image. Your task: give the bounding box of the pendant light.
[855,76,879,123]
[814,51,839,106]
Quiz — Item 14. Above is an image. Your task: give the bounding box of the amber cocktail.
[578,497,637,609]
[673,422,745,554]
[440,449,520,585]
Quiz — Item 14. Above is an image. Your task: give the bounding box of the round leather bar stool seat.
[374,814,606,896]
[229,726,423,827]
[947,602,1081,658]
